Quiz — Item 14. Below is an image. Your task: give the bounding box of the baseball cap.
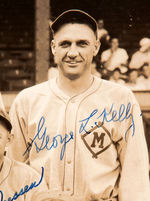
[51,9,98,35]
[0,109,12,132]
[139,37,150,52]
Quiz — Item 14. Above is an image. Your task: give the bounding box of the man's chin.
[64,72,80,80]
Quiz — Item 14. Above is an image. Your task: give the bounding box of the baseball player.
[101,38,129,71]
[0,107,48,200]
[8,9,150,201]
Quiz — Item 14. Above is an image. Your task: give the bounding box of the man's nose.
[67,44,78,58]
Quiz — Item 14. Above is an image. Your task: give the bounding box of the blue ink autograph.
[79,102,135,140]
[23,116,74,160]
[0,166,44,201]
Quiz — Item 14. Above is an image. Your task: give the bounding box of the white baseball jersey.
[101,48,128,71]
[0,157,48,201]
[8,76,150,201]
[129,50,150,69]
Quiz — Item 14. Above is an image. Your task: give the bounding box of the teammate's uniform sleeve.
[117,92,150,201]
[8,92,29,162]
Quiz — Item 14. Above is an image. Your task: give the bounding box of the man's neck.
[111,47,118,52]
[57,73,94,97]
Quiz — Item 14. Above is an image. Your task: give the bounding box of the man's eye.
[77,41,88,47]
[60,42,70,48]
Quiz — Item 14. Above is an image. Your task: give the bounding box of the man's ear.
[6,133,14,145]
[51,40,56,56]
[5,133,14,156]
[93,40,101,56]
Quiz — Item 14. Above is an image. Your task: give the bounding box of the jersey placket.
[63,97,78,195]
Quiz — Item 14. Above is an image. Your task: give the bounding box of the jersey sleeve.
[8,92,29,163]
[117,91,150,200]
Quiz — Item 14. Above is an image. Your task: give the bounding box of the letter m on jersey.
[81,124,112,159]
[91,132,105,148]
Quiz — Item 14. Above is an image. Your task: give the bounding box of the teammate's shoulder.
[118,47,128,53]
[132,50,141,57]
[101,49,110,55]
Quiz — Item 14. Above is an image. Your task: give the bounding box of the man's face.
[0,122,9,159]
[143,65,150,77]
[51,23,99,80]
[129,71,138,82]
[113,70,120,80]
[97,20,104,29]
[111,39,119,51]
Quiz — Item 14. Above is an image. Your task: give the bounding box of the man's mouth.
[65,60,81,63]
[65,61,82,66]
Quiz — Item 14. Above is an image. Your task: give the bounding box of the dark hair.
[113,68,121,73]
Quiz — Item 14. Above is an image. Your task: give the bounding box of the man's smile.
[64,60,82,67]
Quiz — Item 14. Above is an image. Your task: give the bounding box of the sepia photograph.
[0,0,150,200]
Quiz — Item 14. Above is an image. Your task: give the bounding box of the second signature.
[79,102,136,140]
[0,166,44,201]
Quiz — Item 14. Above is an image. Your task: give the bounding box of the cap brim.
[0,115,12,132]
[51,9,97,34]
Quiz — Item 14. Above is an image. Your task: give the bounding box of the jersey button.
[71,99,75,103]
[67,160,72,164]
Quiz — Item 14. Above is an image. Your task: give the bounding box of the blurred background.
[0,0,150,160]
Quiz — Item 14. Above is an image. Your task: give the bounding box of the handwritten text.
[79,102,135,140]
[0,166,44,201]
[23,117,74,160]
